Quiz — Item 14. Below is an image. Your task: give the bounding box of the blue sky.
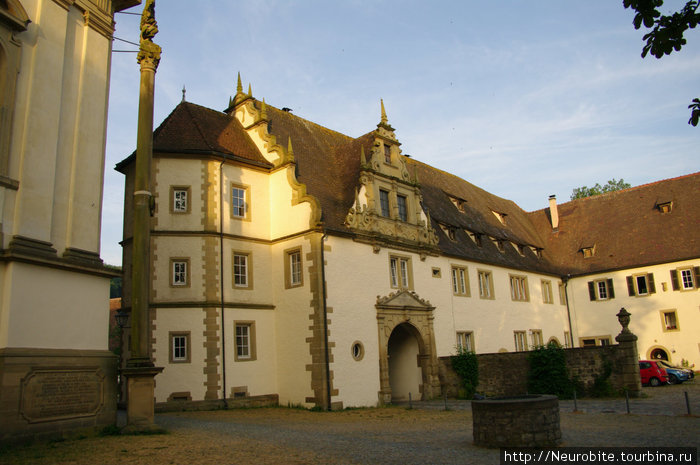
[102,1,699,266]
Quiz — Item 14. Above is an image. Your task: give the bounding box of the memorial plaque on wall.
[20,368,105,423]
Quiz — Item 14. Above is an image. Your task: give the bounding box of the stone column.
[614,308,642,398]
[123,0,163,431]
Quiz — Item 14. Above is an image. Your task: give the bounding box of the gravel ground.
[1,382,698,465]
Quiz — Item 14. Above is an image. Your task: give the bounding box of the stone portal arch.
[376,290,441,404]
[648,346,670,361]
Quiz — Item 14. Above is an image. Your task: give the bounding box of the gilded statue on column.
[137,0,161,68]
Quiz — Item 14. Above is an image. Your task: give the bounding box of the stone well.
[472,395,561,448]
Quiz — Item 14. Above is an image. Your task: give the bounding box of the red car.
[639,360,668,386]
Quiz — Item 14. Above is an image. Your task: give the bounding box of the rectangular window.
[457,331,475,352]
[169,332,190,363]
[379,189,390,217]
[509,275,529,302]
[384,144,391,163]
[579,336,612,347]
[451,266,469,296]
[234,322,256,361]
[231,184,249,219]
[530,329,543,347]
[397,194,408,222]
[478,270,494,299]
[671,267,699,291]
[171,259,189,287]
[588,279,615,301]
[558,283,566,305]
[661,310,679,331]
[233,252,250,288]
[514,331,527,351]
[627,273,655,296]
[541,280,553,304]
[285,248,303,288]
[171,186,190,213]
[389,255,412,289]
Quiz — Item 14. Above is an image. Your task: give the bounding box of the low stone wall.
[155,394,278,413]
[472,395,561,448]
[439,343,641,398]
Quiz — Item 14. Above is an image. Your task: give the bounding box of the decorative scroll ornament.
[137,0,162,69]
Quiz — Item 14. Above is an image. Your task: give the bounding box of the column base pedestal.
[122,366,163,432]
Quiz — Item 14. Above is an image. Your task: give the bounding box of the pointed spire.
[182,85,186,102]
[260,98,268,120]
[287,136,294,156]
[248,83,252,96]
[229,96,233,107]
[380,99,388,124]
[236,72,243,94]
[360,146,367,165]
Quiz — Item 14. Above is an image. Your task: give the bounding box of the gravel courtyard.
[1,383,698,465]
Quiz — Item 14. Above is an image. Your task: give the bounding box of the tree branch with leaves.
[623,0,700,125]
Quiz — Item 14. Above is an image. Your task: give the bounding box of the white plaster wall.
[269,167,313,238]
[569,258,700,367]
[152,308,206,402]
[154,158,209,232]
[325,236,571,407]
[223,308,277,397]
[272,237,313,407]
[221,239,272,305]
[222,165,270,239]
[152,236,207,303]
[4,262,109,350]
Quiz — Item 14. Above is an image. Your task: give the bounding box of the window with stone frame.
[541,280,553,304]
[456,331,475,352]
[171,186,190,213]
[626,273,655,296]
[397,194,408,221]
[509,275,529,302]
[233,252,251,288]
[661,310,679,332]
[514,331,527,351]
[231,184,249,219]
[234,321,256,361]
[285,248,303,288]
[451,266,470,297]
[670,267,700,291]
[379,189,390,217]
[389,255,412,290]
[587,278,615,301]
[478,270,494,299]
[171,259,189,287]
[169,332,190,363]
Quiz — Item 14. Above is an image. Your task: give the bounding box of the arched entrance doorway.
[375,290,441,405]
[387,323,423,402]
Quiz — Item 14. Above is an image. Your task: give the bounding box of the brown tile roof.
[527,172,700,276]
[119,99,698,277]
[116,102,272,171]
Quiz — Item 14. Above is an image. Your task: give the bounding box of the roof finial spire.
[182,84,186,102]
[360,145,367,166]
[380,99,388,124]
[236,72,243,93]
[260,98,268,120]
[248,83,252,96]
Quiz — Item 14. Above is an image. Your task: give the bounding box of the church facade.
[0,0,140,442]
[117,79,699,410]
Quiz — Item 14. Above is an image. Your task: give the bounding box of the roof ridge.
[540,170,700,212]
[265,102,355,141]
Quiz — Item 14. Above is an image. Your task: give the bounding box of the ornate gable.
[345,101,438,252]
[376,289,434,311]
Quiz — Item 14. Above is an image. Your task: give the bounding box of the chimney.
[549,195,559,230]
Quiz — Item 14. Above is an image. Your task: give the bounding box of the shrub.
[527,342,574,399]
[451,347,478,399]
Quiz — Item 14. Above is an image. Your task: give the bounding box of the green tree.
[570,178,631,200]
[623,0,700,125]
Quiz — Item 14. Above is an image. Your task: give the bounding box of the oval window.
[351,341,364,361]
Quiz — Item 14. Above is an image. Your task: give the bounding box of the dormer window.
[656,201,673,213]
[440,223,455,241]
[384,143,391,163]
[581,246,595,258]
[448,195,467,213]
[492,211,507,224]
[466,230,482,246]
[490,237,504,252]
[514,243,525,256]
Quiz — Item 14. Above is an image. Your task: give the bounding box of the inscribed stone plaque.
[20,368,104,423]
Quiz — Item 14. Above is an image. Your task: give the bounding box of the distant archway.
[375,290,441,404]
[387,323,423,402]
